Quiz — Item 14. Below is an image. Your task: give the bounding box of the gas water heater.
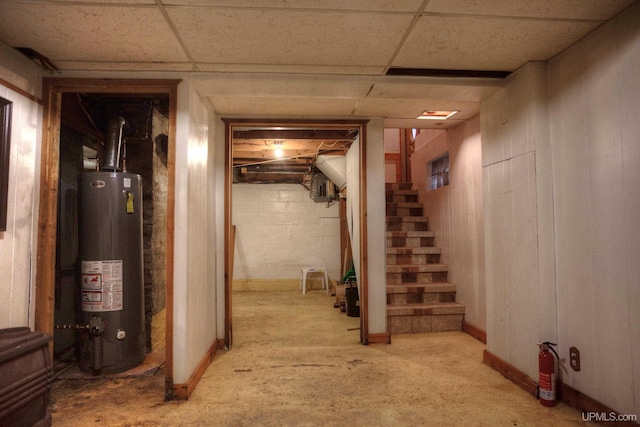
[78,116,145,374]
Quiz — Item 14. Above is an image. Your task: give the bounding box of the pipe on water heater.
[102,115,126,172]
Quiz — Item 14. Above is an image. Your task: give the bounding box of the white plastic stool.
[300,267,329,294]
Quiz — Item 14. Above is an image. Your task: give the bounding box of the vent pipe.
[315,155,347,190]
[101,115,126,172]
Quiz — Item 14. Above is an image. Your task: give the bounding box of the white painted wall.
[214,116,226,341]
[482,62,553,382]
[172,81,218,384]
[0,43,43,329]
[346,138,360,286]
[482,1,640,416]
[232,183,341,283]
[410,115,486,331]
[365,118,387,335]
[548,2,640,415]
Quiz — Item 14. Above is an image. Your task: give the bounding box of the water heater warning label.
[81,260,124,312]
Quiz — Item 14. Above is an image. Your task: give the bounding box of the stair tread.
[387,282,456,293]
[387,247,441,254]
[387,263,448,273]
[387,302,465,315]
[386,231,435,237]
[386,202,423,207]
[386,216,429,222]
[385,188,418,195]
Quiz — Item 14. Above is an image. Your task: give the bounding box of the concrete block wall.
[232,183,341,289]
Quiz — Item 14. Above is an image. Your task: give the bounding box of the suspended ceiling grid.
[0,0,636,129]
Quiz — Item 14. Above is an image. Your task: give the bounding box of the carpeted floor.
[49,290,595,426]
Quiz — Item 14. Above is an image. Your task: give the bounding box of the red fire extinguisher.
[538,341,559,407]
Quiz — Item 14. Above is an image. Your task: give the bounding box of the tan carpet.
[49,290,594,426]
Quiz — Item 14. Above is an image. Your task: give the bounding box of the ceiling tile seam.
[155,0,199,71]
[419,12,604,24]
[191,61,391,70]
[382,0,432,75]
[349,83,376,115]
[159,4,423,16]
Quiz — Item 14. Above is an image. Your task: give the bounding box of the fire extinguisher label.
[81,260,124,312]
[539,373,556,400]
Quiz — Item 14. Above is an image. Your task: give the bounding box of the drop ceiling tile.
[196,63,386,75]
[209,96,358,117]
[385,118,465,129]
[44,0,156,3]
[394,16,598,71]
[369,80,503,101]
[167,7,412,66]
[54,61,195,72]
[0,3,188,63]
[354,98,479,119]
[192,74,372,98]
[165,0,424,13]
[424,0,637,20]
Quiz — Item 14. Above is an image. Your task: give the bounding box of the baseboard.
[483,350,639,426]
[367,332,391,344]
[560,382,639,426]
[482,350,538,397]
[172,339,224,400]
[462,321,486,344]
[232,279,300,291]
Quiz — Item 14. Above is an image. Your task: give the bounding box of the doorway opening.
[224,119,370,347]
[36,78,178,399]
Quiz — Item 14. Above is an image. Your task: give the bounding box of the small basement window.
[430,154,449,190]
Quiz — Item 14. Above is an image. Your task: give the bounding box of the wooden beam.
[172,339,223,400]
[35,81,62,356]
[233,129,357,140]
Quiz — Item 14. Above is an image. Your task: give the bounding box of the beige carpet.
[49,290,594,426]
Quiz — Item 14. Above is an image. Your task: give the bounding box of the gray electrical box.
[310,172,337,202]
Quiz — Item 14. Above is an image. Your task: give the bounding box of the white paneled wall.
[0,44,42,329]
[481,63,552,380]
[482,1,640,416]
[232,183,341,283]
[172,82,218,384]
[411,115,486,331]
[549,2,640,415]
[365,118,387,335]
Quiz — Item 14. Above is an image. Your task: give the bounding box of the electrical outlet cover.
[569,346,581,372]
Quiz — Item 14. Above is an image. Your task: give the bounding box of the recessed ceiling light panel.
[417,110,459,120]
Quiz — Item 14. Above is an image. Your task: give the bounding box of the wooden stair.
[386,183,465,334]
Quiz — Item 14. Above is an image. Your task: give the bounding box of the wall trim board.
[367,332,391,344]
[560,383,639,427]
[482,350,538,397]
[483,350,637,425]
[462,321,486,344]
[223,118,369,348]
[172,339,224,400]
[36,77,179,400]
[0,77,42,104]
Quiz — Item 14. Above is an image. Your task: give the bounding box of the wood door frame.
[36,78,179,398]
[223,118,369,347]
